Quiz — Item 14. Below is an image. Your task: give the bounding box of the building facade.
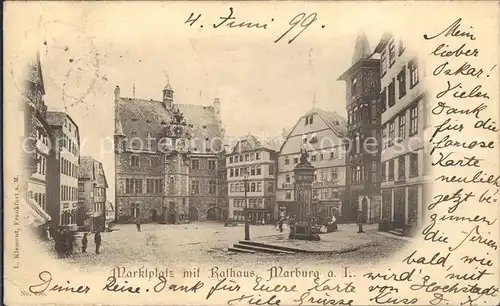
[226,135,277,223]
[376,34,431,234]
[22,52,54,227]
[114,82,223,223]
[216,151,228,221]
[46,112,81,226]
[78,157,109,230]
[338,33,382,222]
[276,108,347,220]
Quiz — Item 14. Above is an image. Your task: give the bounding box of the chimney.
[213,97,221,117]
[114,85,120,101]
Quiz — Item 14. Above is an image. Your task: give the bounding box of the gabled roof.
[79,156,108,188]
[116,97,222,153]
[278,107,347,153]
[26,52,46,95]
[231,134,277,155]
[374,32,393,54]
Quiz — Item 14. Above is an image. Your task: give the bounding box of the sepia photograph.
[4,2,498,305]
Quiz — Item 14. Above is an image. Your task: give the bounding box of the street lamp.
[243,167,250,241]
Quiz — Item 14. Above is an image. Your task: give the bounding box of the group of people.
[274,209,366,234]
[80,231,102,254]
[52,226,102,256]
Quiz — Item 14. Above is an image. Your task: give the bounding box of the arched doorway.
[361,197,368,223]
[206,207,217,221]
[188,206,198,221]
[149,209,158,222]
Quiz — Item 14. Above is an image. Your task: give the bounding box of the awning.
[23,198,51,227]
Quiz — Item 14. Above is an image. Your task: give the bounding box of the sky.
[7,2,433,204]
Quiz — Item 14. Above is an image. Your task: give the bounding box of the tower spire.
[312,92,318,108]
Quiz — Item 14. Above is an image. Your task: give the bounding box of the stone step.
[234,244,295,254]
[239,240,305,253]
[228,246,256,254]
[388,229,405,236]
[234,243,295,254]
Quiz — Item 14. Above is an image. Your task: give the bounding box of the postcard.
[3,1,499,305]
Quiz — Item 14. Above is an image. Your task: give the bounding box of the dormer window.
[305,115,314,125]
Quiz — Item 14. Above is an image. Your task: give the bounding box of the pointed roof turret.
[351,32,371,65]
[164,82,173,91]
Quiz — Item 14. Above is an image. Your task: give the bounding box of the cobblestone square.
[43,222,408,272]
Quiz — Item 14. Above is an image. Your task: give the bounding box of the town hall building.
[114,81,224,223]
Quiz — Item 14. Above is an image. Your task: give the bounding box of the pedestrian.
[94,230,102,254]
[277,218,284,232]
[136,220,141,232]
[357,210,364,233]
[81,233,88,253]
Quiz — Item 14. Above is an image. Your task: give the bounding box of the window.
[235,168,239,177]
[191,180,200,194]
[150,156,159,167]
[78,182,84,192]
[398,114,406,141]
[209,180,216,194]
[239,155,243,162]
[269,165,274,175]
[256,166,261,175]
[245,154,249,161]
[191,159,200,170]
[230,183,234,192]
[229,169,234,177]
[410,105,419,135]
[388,121,395,147]
[251,166,256,176]
[293,156,298,164]
[257,182,262,192]
[229,157,233,164]
[268,182,274,192]
[381,50,387,75]
[388,160,394,181]
[398,66,407,98]
[399,39,405,56]
[371,161,378,183]
[147,179,154,193]
[251,183,256,192]
[382,125,387,149]
[285,191,292,199]
[398,156,406,179]
[250,153,255,161]
[131,155,139,167]
[126,178,143,194]
[311,154,316,162]
[331,168,338,180]
[351,77,358,99]
[409,60,419,88]
[381,162,386,181]
[285,174,290,183]
[208,160,216,170]
[284,156,289,165]
[380,88,387,113]
[410,152,419,177]
[388,79,396,107]
[130,204,140,219]
[388,38,396,67]
[256,152,261,160]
